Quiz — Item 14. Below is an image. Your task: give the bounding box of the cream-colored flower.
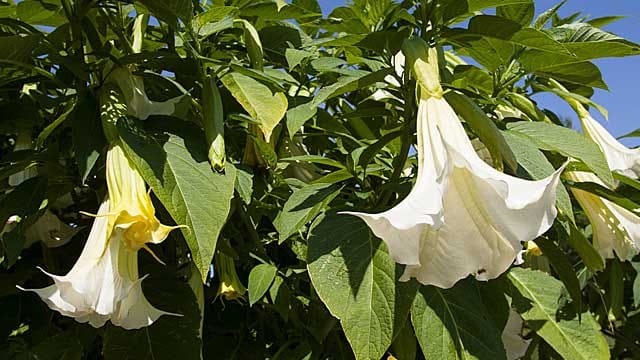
[502,310,531,360]
[577,107,640,179]
[566,170,640,260]
[343,44,564,288]
[110,67,183,120]
[20,145,183,329]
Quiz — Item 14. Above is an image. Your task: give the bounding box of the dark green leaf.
[308,214,418,360]
[248,263,277,306]
[411,279,507,360]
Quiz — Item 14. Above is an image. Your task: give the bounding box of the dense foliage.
[1,0,640,359]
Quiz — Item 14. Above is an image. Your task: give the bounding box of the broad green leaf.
[221,72,287,142]
[137,0,193,26]
[73,93,105,184]
[442,0,533,23]
[507,121,614,186]
[391,321,417,360]
[103,270,201,360]
[286,68,392,135]
[285,48,314,70]
[587,16,625,28]
[508,268,608,360]
[497,3,535,26]
[462,15,571,55]
[308,214,418,360]
[446,92,517,171]
[118,124,236,283]
[16,1,66,27]
[248,263,277,306]
[527,61,607,89]
[411,279,507,360]
[236,19,264,70]
[456,38,516,71]
[273,183,341,243]
[193,6,236,36]
[503,131,573,221]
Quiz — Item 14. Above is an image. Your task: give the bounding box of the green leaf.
[507,121,614,186]
[285,48,313,70]
[221,72,287,142]
[236,19,264,70]
[442,0,533,23]
[445,92,517,171]
[508,268,609,360]
[391,320,417,360]
[462,15,571,55]
[72,93,105,184]
[632,262,640,308]
[560,220,605,272]
[533,0,567,29]
[503,131,573,221]
[497,3,534,26]
[118,123,236,283]
[103,270,201,360]
[137,0,193,26]
[307,214,418,360]
[618,128,640,139]
[587,16,626,28]
[286,68,392,135]
[16,1,66,27]
[273,183,341,243]
[535,238,582,311]
[528,61,607,89]
[411,279,507,360]
[248,263,277,306]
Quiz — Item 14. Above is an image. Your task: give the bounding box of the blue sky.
[318,0,640,146]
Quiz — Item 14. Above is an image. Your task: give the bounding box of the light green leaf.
[285,48,314,70]
[307,214,418,360]
[533,0,566,29]
[221,72,287,142]
[507,121,614,186]
[16,1,66,27]
[118,124,236,283]
[248,263,277,306]
[273,183,341,243]
[442,0,533,23]
[411,279,507,360]
[508,268,609,360]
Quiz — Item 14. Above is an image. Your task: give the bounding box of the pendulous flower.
[215,252,247,301]
[343,42,564,288]
[19,85,184,329]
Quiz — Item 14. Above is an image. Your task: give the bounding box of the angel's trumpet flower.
[343,42,564,288]
[110,67,183,120]
[19,198,178,329]
[502,310,531,360]
[566,170,640,260]
[215,252,247,301]
[19,86,184,329]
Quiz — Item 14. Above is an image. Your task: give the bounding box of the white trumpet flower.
[20,144,183,329]
[343,44,564,288]
[566,170,640,260]
[111,67,183,120]
[577,107,640,179]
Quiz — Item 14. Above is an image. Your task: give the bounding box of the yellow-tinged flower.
[566,170,640,260]
[576,106,640,179]
[342,42,564,288]
[215,252,247,301]
[19,199,179,329]
[20,133,184,329]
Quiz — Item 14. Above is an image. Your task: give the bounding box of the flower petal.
[580,114,640,179]
[567,170,640,260]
